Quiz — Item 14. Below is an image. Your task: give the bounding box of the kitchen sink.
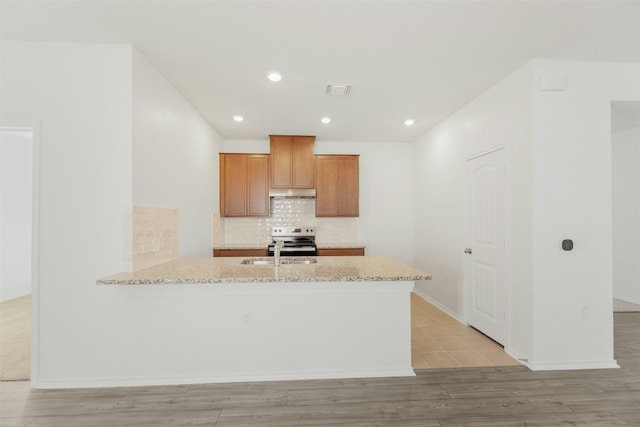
[240,257,318,265]
[240,258,274,265]
[285,257,318,265]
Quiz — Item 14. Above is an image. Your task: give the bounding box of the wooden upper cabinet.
[270,135,315,189]
[315,156,338,216]
[291,137,315,188]
[220,153,247,217]
[315,155,359,217]
[220,153,269,217]
[246,155,270,216]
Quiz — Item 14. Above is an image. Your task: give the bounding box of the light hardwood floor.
[1,313,638,426]
[411,294,519,369]
[0,295,30,381]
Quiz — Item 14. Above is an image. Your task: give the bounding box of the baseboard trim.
[614,295,640,305]
[33,368,416,389]
[412,289,466,325]
[528,359,620,371]
[504,347,530,369]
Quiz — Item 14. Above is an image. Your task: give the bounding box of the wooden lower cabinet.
[213,249,267,257]
[318,248,365,256]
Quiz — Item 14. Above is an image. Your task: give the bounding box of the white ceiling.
[2,1,640,142]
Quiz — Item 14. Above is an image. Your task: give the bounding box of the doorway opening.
[0,127,35,382]
[611,101,640,314]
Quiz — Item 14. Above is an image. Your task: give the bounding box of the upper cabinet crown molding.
[269,135,315,189]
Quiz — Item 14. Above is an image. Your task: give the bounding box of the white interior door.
[465,148,506,344]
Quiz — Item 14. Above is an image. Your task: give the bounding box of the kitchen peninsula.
[98,256,430,385]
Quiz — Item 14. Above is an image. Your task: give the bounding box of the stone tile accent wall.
[131,205,179,270]
[212,212,224,247]
[218,199,359,245]
[123,206,134,272]
[314,217,359,245]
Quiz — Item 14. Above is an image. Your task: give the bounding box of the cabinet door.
[315,156,339,216]
[247,155,270,216]
[220,154,247,216]
[270,135,315,189]
[220,153,270,217]
[292,136,315,188]
[213,249,267,257]
[318,248,365,256]
[337,156,359,217]
[315,155,359,217]
[270,135,292,188]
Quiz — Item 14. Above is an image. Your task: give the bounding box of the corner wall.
[530,60,640,369]
[132,50,224,258]
[0,41,133,384]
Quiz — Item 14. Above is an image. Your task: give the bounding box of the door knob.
[464,248,473,254]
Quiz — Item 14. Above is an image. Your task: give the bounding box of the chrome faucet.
[274,240,284,266]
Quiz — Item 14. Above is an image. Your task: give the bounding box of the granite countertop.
[213,244,268,250]
[97,256,430,285]
[316,242,366,249]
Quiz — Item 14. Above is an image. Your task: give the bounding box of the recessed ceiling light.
[233,115,244,122]
[321,117,331,124]
[404,119,415,126]
[268,72,282,82]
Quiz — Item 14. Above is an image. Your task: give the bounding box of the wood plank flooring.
[1,313,638,426]
[411,294,519,369]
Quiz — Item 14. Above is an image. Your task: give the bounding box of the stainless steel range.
[267,226,318,257]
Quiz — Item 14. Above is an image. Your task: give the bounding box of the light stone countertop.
[316,242,366,249]
[213,244,268,250]
[97,256,430,285]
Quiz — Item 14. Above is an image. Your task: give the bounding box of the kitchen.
[214,135,365,258]
[1,1,639,392]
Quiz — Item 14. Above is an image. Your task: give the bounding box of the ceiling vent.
[326,84,352,96]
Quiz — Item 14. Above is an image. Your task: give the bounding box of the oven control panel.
[271,226,315,237]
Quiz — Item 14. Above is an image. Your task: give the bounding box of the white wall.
[412,63,533,360]
[0,130,33,301]
[1,41,133,385]
[132,50,223,257]
[530,60,640,369]
[222,139,415,264]
[612,124,640,304]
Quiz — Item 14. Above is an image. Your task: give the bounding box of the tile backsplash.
[217,198,359,245]
[128,205,179,271]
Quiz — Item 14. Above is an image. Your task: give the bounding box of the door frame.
[463,145,512,349]
[1,120,41,386]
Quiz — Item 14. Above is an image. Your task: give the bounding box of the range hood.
[269,188,316,198]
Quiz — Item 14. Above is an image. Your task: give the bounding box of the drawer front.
[318,248,365,256]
